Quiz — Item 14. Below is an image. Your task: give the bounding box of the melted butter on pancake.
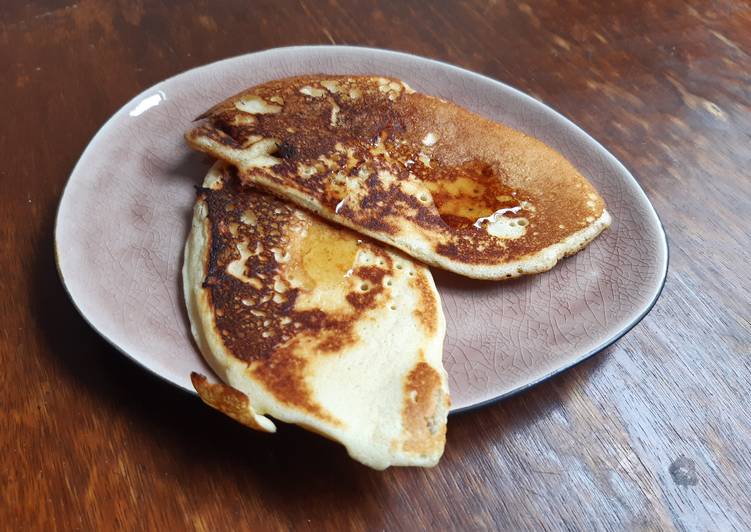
[420,161,531,237]
[284,220,361,313]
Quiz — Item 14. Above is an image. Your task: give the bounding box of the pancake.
[184,163,449,469]
[186,75,611,280]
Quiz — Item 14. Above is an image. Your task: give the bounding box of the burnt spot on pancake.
[276,140,296,159]
[400,361,448,456]
[200,167,398,421]
[186,75,608,275]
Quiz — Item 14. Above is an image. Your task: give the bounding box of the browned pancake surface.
[185,165,449,468]
[187,75,609,279]
[197,168,443,421]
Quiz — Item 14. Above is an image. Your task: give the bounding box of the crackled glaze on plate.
[54,46,667,412]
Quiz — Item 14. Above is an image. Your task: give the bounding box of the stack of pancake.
[183,76,610,469]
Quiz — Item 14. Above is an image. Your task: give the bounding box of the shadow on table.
[32,179,610,512]
[33,166,382,508]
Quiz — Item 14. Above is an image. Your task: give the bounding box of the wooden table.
[3,1,750,529]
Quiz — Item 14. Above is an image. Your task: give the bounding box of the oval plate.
[55,46,667,413]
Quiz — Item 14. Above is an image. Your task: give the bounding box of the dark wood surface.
[3,1,750,529]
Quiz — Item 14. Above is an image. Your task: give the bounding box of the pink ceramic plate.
[55,46,667,412]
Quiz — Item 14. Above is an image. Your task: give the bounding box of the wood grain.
[2,0,749,529]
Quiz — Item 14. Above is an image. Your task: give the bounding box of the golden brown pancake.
[184,163,449,469]
[186,75,611,280]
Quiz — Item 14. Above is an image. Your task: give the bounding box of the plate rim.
[54,44,669,413]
